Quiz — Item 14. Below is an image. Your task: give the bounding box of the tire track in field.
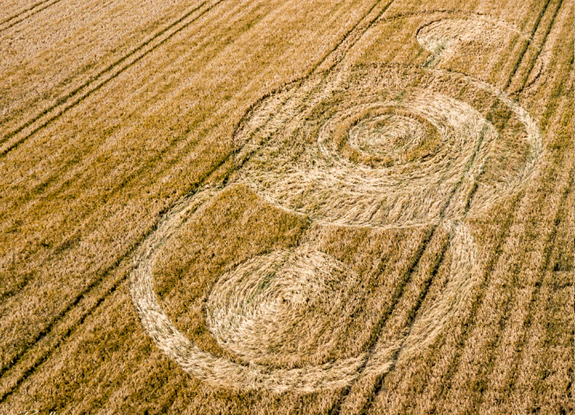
[502,0,556,91]
[339,3,556,412]
[456,0,558,213]
[0,152,233,403]
[421,201,520,414]
[464,0,569,410]
[0,0,234,395]
[0,0,396,401]
[328,227,440,415]
[0,0,63,33]
[0,0,248,301]
[0,0,236,376]
[489,168,573,412]
[423,0,562,404]
[451,157,570,415]
[418,178,542,414]
[327,9,548,414]
[481,74,573,395]
[0,0,267,304]
[0,0,224,158]
[507,0,566,97]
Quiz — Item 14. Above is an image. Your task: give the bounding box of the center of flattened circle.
[349,114,426,156]
[336,108,441,168]
[205,250,361,368]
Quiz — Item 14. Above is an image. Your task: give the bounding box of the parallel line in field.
[0,0,62,33]
[0,0,231,393]
[514,0,566,93]
[357,236,452,415]
[436,0,556,213]
[0,0,231,371]
[0,0,223,158]
[331,5,551,410]
[1,0,368,285]
[0,150,234,403]
[0,274,131,404]
[0,152,237,404]
[0,0,269,306]
[431,0,563,398]
[0,0,307,375]
[0,0,396,400]
[0,0,329,248]
[424,203,522,413]
[421,134,561,415]
[463,158,570,414]
[423,55,561,415]
[363,0,557,411]
[500,169,573,403]
[502,0,556,91]
[466,0,569,409]
[328,227,433,415]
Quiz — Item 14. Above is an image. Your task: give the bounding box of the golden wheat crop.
[0,0,572,413]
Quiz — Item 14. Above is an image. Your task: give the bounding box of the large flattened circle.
[233,65,541,227]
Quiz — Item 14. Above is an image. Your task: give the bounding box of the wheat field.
[0,0,573,413]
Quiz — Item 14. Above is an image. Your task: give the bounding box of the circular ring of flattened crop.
[235,65,542,228]
[130,62,542,392]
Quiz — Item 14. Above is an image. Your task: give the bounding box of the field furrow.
[0,0,65,33]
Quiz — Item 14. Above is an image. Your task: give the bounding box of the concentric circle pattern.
[234,65,540,227]
[346,111,436,166]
